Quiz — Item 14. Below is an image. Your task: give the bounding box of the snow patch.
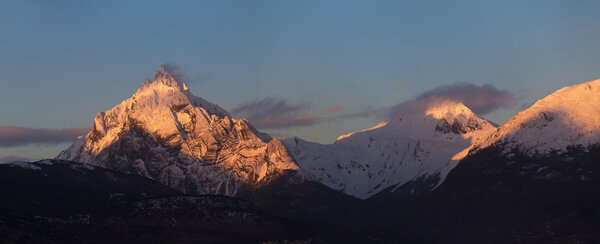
[71,164,95,171]
[4,161,42,170]
[37,159,55,165]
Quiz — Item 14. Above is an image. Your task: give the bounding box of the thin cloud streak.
[232,98,375,129]
[231,97,320,129]
[318,106,343,115]
[247,115,324,129]
[0,126,89,147]
[0,155,35,163]
[231,97,309,118]
[333,107,378,120]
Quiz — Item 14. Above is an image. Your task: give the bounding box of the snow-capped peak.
[475,79,600,155]
[138,65,188,93]
[425,100,475,121]
[284,99,496,199]
[379,100,493,140]
[131,65,230,118]
[426,101,491,135]
[57,65,307,196]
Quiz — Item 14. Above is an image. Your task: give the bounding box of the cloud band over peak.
[0,126,89,147]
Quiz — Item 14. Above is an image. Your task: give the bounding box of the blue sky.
[1,0,600,161]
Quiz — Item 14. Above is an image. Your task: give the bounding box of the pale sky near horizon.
[1,0,600,161]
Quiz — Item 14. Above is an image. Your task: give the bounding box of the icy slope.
[57,65,307,196]
[474,79,600,155]
[283,101,496,199]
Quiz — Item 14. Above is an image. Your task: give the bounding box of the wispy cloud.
[318,106,343,115]
[231,97,309,119]
[231,98,375,129]
[231,97,321,129]
[265,131,295,139]
[0,155,35,163]
[0,126,89,147]
[333,107,378,120]
[390,82,515,117]
[157,62,186,82]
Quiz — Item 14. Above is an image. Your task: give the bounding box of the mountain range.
[3,66,600,242]
[55,66,500,200]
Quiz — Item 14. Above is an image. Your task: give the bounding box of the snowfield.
[474,79,600,156]
[284,100,496,199]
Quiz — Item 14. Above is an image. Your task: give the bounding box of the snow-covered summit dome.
[475,79,600,155]
[284,99,497,199]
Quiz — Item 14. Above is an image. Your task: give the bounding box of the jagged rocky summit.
[57,65,309,196]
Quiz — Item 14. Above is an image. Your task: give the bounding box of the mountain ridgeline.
[283,101,497,199]
[55,65,503,201]
[6,66,597,242]
[400,80,600,241]
[54,66,600,202]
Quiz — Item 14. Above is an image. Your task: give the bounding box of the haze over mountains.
[3,66,600,242]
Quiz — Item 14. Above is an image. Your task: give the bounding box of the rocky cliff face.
[57,65,308,196]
